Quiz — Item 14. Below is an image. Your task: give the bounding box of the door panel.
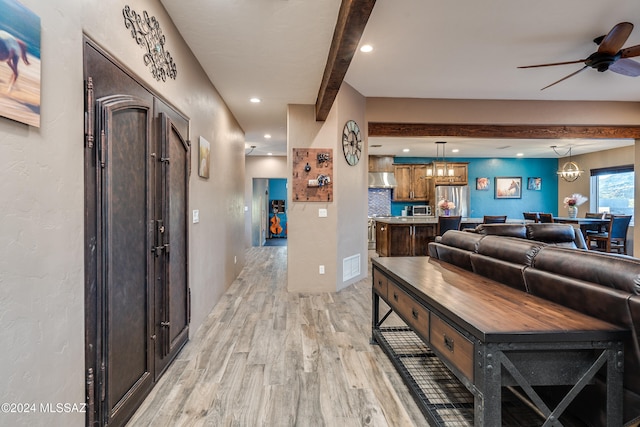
[155,108,190,376]
[99,96,154,425]
[84,38,190,427]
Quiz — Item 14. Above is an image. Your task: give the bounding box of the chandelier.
[552,145,584,182]
[426,141,454,178]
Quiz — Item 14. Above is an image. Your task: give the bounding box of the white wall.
[0,1,245,425]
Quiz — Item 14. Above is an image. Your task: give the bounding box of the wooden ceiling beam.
[315,0,376,122]
[368,122,640,139]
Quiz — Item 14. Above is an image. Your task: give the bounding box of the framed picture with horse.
[0,0,41,128]
[495,177,522,199]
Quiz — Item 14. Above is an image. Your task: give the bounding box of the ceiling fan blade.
[620,44,640,58]
[598,22,633,55]
[609,58,640,76]
[540,66,589,90]
[518,59,586,69]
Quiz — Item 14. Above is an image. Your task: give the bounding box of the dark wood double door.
[83,39,190,427]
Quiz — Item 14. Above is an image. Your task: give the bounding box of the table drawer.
[372,268,388,300]
[430,313,474,382]
[387,281,430,341]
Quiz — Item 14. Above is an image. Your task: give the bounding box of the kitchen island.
[373,216,524,256]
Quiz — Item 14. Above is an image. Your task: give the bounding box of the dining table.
[553,216,609,239]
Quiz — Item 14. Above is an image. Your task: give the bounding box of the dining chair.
[483,215,507,224]
[523,212,539,223]
[538,213,554,223]
[586,214,632,254]
[584,212,606,234]
[585,212,605,219]
[437,215,462,236]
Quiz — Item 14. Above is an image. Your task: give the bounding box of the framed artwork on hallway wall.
[0,0,41,127]
[198,136,210,178]
[495,177,521,199]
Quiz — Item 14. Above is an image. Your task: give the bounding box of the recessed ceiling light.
[451,149,459,153]
[402,148,410,152]
[250,97,261,103]
[264,134,271,139]
[360,44,373,53]
[516,153,524,157]
[267,152,273,156]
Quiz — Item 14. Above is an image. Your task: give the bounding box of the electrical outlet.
[318,208,327,217]
[319,265,325,274]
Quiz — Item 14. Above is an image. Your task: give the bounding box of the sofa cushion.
[475,223,527,238]
[440,230,484,251]
[526,223,586,249]
[475,235,545,267]
[428,231,485,271]
[531,247,640,295]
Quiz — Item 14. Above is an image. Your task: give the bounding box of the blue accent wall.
[390,157,558,219]
[269,178,287,201]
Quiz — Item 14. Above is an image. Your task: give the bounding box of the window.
[590,165,634,222]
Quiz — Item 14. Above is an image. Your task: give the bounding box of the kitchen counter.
[374,216,527,257]
[373,216,526,225]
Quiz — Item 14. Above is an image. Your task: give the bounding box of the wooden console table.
[371,256,627,426]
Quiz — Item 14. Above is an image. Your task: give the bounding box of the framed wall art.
[495,177,521,199]
[0,0,41,127]
[527,177,542,190]
[476,177,490,191]
[198,136,210,178]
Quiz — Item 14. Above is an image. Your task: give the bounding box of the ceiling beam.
[315,0,376,122]
[368,122,640,139]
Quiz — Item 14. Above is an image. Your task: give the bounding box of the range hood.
[368,172,397,188]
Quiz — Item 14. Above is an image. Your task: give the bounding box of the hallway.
[127,246,424,426]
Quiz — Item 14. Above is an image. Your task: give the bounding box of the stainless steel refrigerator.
[435,185,469,218]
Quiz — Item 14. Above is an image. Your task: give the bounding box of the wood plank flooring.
[127,247,425,427]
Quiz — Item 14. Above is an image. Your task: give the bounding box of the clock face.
[342,120,362,166]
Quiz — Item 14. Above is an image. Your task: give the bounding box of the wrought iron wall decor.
[123,5,177,82]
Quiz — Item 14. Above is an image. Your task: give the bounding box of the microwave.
[412,205,431,216]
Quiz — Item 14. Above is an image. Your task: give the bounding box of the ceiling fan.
[519,22,640,90]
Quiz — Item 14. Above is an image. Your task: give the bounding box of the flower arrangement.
[438,198,455,211]
[563,193,588,207]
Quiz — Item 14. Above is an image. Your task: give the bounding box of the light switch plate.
[192,209,199,223]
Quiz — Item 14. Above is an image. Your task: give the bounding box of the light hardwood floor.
[127,247,425,426]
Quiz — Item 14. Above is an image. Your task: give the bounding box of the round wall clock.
[342,120,362,166]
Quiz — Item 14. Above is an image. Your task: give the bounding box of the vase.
[567,205,578,218]
[443,209,450,216]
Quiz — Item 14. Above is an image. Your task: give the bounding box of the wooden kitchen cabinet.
[376,222,436,256]
[429,162,468,185]
[393,164,429,201]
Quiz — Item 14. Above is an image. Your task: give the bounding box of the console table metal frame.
[371,256,627,426]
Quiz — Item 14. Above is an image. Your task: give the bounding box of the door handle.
[160,321,170,327]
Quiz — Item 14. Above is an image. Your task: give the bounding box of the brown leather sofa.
[428,227,640,426]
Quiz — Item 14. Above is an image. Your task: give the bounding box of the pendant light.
[552,145,584,182]
[426,141,454,178]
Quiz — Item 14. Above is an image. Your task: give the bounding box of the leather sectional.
[427,223,640,426]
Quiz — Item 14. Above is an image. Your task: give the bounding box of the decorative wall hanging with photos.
[292,148,333,202]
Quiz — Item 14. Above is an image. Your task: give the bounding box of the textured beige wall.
[0,1,245,425]
[287,83,367,293]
